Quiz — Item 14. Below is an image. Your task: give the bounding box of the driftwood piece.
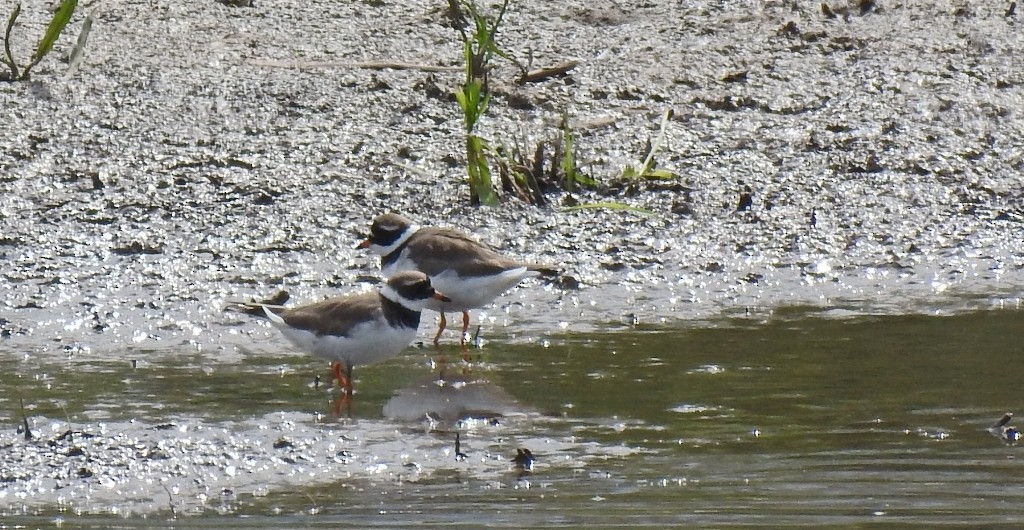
[519,60,579,83]
[246,59,461,72]
[247,59,581,85]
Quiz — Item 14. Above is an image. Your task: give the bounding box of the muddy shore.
[2,0,1023,517]
[3,1,1023,354]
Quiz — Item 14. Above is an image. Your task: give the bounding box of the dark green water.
[3,309,1024,527]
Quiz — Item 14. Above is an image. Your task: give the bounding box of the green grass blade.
[620,166,640,180]
[455,0,510,207]
[64,7,92,77]
[562,202,658,216]
[560,120,575,192]
[638,108,673,176]
[644,169,676,180]
[455,87,470,114]
[29,0,77,67]
[2,4,22,79]
[466,135,498,206]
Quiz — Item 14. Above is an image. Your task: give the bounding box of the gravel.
[2,0,1023,515]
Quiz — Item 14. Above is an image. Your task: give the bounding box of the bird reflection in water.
[383,370,535,476]
[382,371,522,426]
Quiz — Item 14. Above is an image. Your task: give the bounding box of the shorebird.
[357,213,557,348]
[227,271,449,399]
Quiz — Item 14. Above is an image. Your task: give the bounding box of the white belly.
[272,319,418,367]
[425,267,533,311]
[384,255,533,312]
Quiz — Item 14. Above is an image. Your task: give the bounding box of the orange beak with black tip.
[434,291,451,303]
[356,238,371,249]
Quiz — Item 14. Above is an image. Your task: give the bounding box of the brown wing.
[277,292,382,337]
[408,227,527,277]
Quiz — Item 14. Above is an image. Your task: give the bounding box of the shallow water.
[3,308,1024,527]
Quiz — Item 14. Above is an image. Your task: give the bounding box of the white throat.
[379,284,402,305]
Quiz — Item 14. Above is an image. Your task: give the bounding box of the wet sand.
[2,0,1023,518]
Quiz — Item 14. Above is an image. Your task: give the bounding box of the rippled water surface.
[3,308,1024,527]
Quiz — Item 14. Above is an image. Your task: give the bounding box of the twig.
[573,116,619,131]
[454,431,468,460]
[519,60,579,83]
[19,396,33,440]
[2,4,22,79]
[305,493,320,514]
[58,401,71,425]
[388,161,434,179]
[162,484,177,519]
[472,325,482,344]
[246,58,461,72]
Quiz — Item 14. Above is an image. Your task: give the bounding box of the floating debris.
[989,413,1021,445]
[513,448,535,472]
[454,432,468,461]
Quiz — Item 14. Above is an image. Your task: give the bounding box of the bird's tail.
[223,290,290,318]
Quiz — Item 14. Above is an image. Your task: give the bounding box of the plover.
[357,213,557,347]
[227,271,449,398]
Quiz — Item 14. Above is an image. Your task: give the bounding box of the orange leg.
[330,362,343,387]
[331,361,354,398]
[433,313,448,346]
[327,362,354,416]
[332,392,352,416]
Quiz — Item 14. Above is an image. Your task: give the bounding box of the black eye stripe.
[370,224,404,245]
